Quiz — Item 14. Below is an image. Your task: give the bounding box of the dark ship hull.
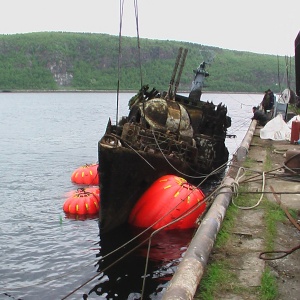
[98,49,231,233]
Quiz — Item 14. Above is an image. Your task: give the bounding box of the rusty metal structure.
[98,48,231,233]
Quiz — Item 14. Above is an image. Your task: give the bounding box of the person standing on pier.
[261,89,275,113]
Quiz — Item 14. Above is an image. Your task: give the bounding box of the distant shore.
[0,89,262,94]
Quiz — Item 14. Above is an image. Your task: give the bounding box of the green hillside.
[0,32,295,93]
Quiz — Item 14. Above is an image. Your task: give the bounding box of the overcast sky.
[1,0,299,56]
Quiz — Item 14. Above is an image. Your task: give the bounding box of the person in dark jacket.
[252,106,268,126]
[261,89,275,113]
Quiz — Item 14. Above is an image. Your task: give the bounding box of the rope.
[140,197,208,299]
[98,184,211,263]
[235,152,300,184]
[229,164,300,259]
[228,118,253,135]
[226,93,257,108]
[238,165,283,184]
[151,128,228,180]
[232,168,266,210]
[62,160,234,298]
[61,235,152,300]
[141,174,236,297]
[134,0,143,89]
[62,185,211,299]
[258,185,300,261]
[10,163,232,297]
[270,185,300,231]
[259,243,300,260]
[116,0,125,126]
[122,139,156,170]
[235,191,300,195]
[273,148,288,154]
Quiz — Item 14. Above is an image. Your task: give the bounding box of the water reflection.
[86,172,220,299]
[87,225,195,299]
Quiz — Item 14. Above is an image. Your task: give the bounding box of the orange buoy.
[63,187,100,216]
[128,175,206,230]
[71,163,99,185]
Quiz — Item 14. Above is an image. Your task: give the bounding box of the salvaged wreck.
[98,48,231,233]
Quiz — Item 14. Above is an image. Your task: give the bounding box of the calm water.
[0,92,262,299]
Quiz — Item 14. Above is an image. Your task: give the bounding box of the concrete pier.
[162,120,300,300]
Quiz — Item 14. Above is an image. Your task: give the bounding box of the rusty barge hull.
[98,49,231,234]
[98,125,228,233]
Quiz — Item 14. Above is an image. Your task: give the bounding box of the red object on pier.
[71,163,99,185]
[128,175,206,230]
[63,187,100,216]
[291,120,300,144]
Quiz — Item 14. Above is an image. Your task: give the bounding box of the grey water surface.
[0,92,262,299]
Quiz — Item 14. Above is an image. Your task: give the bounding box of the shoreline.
[0,89,263,94]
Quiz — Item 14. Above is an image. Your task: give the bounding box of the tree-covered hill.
[0,32,295,93]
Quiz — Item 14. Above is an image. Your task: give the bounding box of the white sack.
[260,114,291,141]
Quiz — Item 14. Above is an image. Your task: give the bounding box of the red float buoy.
[63,187,100,216]
[71,163,99,185]
[128,175,206,230]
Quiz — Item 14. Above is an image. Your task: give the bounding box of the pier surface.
[202,122,300,300]
[215,123,300,299]
[164,120,300,300]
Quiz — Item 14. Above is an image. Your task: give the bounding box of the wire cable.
[134,0,143,89]
[116,0,125,126]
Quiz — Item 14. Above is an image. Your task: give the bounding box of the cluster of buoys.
[128,175,206,230]
[63,165,206,227]
[63,163,100,219]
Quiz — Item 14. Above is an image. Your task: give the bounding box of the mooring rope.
[62,187,213,299]
[228,163,300,260]
[116,0,125,126]
[232,169,266,210]
[134,0,143,89]
[140,197,210,299]
[61,160,237,298]
[259,243,300,260]
[258,184,300,261]
[6,168,237,298]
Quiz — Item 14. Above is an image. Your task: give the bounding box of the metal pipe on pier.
[236,119,257,161]
[161,176,235,300]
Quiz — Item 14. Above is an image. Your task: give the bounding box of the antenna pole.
[174,48,188,96]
